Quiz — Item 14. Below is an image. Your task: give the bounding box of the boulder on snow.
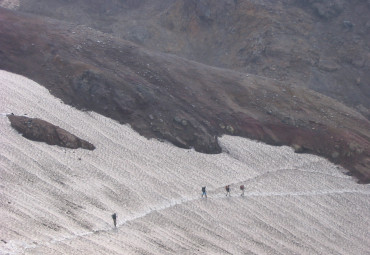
[8,115,95,150]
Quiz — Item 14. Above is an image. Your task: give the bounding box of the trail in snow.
[23,187,370,253]
[1,71,369,255]
[19,165,358,252]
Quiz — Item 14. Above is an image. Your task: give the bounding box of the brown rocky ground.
[10,0,370,118]
[0,7,369,182]
[8,115,95,150]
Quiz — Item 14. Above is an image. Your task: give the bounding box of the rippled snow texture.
[0,70,369,255]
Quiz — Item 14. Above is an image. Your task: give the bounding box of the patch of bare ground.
[8,115,95,150]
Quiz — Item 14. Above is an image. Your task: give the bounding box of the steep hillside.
[1,70,369,255]
[0,8,369,182]
[9,0,370,117]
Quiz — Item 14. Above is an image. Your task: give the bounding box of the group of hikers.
[111,184,246,227]
[202,184,245,198]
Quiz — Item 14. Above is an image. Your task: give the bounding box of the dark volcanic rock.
[8,115,95,150]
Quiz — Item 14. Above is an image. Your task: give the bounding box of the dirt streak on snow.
[0,70,369,255]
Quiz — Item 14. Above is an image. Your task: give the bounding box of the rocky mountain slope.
[9,0,370,118]
[1,70,369,254]
[0,7,369,182]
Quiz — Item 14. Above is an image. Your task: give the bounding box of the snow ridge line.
[20,188,369,254]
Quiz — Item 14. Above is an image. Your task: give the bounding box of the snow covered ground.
[0,70,369,255]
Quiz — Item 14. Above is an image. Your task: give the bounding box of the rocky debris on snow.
[8,115,95,150]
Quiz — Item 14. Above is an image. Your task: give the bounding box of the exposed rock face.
[13,0,370,118]
[8,115,95,150]
[0,8,369,183]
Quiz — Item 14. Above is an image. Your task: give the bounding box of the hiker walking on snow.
[112,213,117,228]
[202,186,207,198]
[240,184,245,196]
[225,185,231,196]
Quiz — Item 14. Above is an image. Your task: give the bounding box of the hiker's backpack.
[202,187,206,192]
[240,185,245,190]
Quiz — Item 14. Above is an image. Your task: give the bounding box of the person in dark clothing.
[225,185,231,196]
[112,213,117,228]
[202,186,207,198]
[240,184,245,196]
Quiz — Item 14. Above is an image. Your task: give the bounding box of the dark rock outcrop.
[8,115,95,150]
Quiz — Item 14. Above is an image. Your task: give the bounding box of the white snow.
[0,70,369,255]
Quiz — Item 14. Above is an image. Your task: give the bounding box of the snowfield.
[0,70,369,255]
